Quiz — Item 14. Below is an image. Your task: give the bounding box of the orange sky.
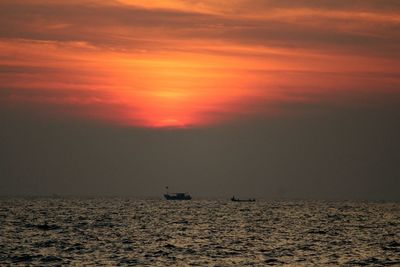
[0,0,399,127]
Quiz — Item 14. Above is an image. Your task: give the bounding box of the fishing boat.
[231,196,255,202]
[164,186,192,200]
[164,192,192,200]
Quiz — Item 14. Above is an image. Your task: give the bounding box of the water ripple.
[0,198,399,266]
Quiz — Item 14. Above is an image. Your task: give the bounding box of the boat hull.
[164,194,192,200]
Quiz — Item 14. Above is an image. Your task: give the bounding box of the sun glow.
[108,52,252,127]
[1,0,399,128]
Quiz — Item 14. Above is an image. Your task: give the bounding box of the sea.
[0,198,399,266]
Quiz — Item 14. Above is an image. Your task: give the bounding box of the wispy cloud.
[0,0,399,127]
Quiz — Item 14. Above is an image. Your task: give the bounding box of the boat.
[164,186,192,200]
[231,196,255,202]
[164,192,192,200]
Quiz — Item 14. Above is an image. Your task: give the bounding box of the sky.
[0,0,399,199]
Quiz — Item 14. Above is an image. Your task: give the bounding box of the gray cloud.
[231,0,400,12]
[0,0,399,56]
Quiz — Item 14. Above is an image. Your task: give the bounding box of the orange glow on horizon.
[1,0,399,128]
[109,52,253,127]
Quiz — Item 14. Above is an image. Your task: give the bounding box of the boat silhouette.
[164,192,192,200]
[164,186,192,200]
[231,196,255,202]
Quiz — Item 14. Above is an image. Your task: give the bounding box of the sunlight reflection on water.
[0,198,399,266]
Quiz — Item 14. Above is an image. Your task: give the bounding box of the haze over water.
[1,197,399,266]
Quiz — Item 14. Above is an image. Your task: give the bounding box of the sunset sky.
[1,0,399,127]
[1,1,399,198]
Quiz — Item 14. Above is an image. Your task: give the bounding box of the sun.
[107,51,245,128]
[153,118,186,128]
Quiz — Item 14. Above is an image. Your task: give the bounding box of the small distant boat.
[164,186,192,200]
[231,196,255,202]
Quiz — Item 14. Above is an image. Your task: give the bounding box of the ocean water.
[0,198,399,266]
